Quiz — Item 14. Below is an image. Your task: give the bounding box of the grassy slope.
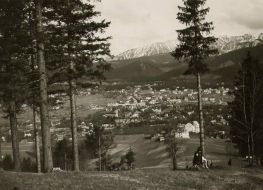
[86,135,241,170]
[1,168,263,190]
[1,134,240,170]
[1,135,262,190]
[2,134,240,170]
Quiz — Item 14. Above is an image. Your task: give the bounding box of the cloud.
[95,0,179,54]
[94,0,263,54]
[209,0,263,30]
[227,1,263,30]
[234,16,263,30]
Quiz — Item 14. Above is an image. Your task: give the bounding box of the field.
[110,135,241,168]
[83,135,243,171]
[1,141,34,159]
[0,94,115,126]
[2,134,242,169]
[51,94,116,119]
[1,135,263,190]
[1,167,263,190]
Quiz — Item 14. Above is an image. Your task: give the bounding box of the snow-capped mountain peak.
[113,41,177,60]
[113,34,263,61]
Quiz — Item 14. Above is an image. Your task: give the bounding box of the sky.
[91,0,263,55]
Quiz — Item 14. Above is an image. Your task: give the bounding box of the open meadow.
[80,134,243,172]
[0,94,116,126]
[1,167,263,190]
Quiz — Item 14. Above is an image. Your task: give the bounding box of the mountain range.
[113,34,263,61]
[106,34,263,87]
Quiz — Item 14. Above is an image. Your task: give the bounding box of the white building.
[175,121,200,139]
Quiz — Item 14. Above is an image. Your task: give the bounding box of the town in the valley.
[1,0,263,189]
[3,83,230,143]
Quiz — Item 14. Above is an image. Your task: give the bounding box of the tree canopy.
[172,0,217,74]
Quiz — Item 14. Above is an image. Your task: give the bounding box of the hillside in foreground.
[1,167,263,190]
[104,136,239,169]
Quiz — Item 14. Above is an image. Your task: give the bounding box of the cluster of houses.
[13,84,229,142]
[103,84,228,121]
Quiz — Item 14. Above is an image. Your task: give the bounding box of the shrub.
[21,157,36,172]
[2,155,14,171]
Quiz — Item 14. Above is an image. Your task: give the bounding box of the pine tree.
[172,0,217,158]
[125,147,136,170]
[24,1,43,173]
[53,138,73,170]
[44,0,111,171]
[0,0,33,172]
[27,53,42,173]
[228,52,263,165]
[34,0,53,172]
[85,113,114,170]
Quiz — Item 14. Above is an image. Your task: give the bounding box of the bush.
[96,154,112,171]
[2,155,14,171]
[125,147,135,168]
[21,157,36,172]
[116,147,136,170]
[53,138,73,170]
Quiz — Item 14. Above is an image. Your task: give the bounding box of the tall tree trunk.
[197,72,205,157]
[249,73,257,165]
[31,40,41,173]
[247,135,251,165]
[250,131,255,165]
[241,71,252,164]
[172,155,177,171]
[64,152,67,171]
[33,106,41,173]
[98,134,102,171]
[69,78,79,171]
[171,142,177,170]
[0,133,2,165]
[9,100,21,171]
[35,0,53,172]
[66,0,79,171]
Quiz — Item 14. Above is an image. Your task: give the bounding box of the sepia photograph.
[0,0,263,189]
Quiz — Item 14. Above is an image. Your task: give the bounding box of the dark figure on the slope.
[228,158,232,166]
[193,147,202,166]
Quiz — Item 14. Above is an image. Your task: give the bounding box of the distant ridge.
[113,41,177,60]
[106,45,263,85]
[113,33,263,61]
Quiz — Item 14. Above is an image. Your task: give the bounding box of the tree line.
[0,0,111,173]
[228,52,263,166]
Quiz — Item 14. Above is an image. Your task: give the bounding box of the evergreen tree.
[24,1,43,173]
[34,0,53,172]
[85,113,114,171]
[228,52,263,165]
[2,154,14,171]
[44,0,111,171]
[172,0,217,157]
[53,138,73,170]
[0,0,32,171]
[125,147,136,169]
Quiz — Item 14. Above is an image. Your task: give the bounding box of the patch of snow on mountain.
[113,34,263,61]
